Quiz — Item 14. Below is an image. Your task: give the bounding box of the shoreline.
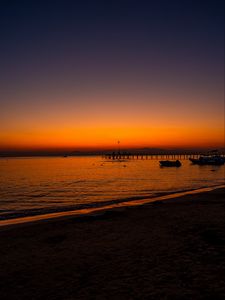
[0,184,224,229]
[0,186,224,299]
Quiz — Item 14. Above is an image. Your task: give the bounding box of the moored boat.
[159,160,181,167]
[189,155,225,165]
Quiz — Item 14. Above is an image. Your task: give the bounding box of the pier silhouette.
[103,150,225,161]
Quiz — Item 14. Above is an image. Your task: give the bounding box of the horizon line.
[0,146,225,157]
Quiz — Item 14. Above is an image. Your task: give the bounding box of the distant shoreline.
[1,147,224,158]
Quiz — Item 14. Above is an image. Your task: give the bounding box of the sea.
[0,156,224,220]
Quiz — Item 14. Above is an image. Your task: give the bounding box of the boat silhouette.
[159,160,181,167]
[189,155,225,166]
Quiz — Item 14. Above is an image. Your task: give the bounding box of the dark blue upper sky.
[0,0,224,90]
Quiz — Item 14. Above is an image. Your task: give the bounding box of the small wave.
[29,193,49,198]
[0,189,195,220]
[1,185,224,226]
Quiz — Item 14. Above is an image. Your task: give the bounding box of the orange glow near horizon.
[1,91,224,152]
[1,123,224,151]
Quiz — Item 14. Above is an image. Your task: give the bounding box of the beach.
[0,187,224,300]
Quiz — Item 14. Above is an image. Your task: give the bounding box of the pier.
[103,151,225,161]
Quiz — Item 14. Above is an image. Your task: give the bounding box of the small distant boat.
[159,160,181,167]
[189,155,225,166]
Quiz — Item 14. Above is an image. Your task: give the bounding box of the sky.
[0,0,224,153]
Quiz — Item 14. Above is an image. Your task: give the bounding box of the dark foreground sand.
[0,188,225,300]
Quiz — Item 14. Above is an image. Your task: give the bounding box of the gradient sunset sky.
[0,0,224,153]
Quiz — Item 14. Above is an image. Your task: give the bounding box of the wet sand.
[0,188,225,299]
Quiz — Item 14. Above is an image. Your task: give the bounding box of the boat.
[189,155,225,166]
[159,160,181,167]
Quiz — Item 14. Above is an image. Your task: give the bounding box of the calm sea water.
[0,156,224,219]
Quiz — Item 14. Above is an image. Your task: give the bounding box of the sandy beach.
[0,187,224,300]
